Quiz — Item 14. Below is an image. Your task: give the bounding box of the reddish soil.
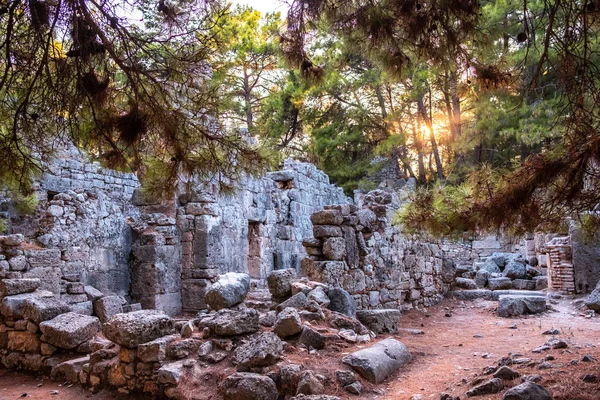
[2,295,599,400]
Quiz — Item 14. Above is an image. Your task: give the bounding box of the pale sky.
[229,0,289,15]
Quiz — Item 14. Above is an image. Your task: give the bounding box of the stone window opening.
[47,190,58,201]
[276,179,294,190]
[248,220,263,279]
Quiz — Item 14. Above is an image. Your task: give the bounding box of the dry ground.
[1,295,599,400]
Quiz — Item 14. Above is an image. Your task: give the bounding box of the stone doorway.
[248,221,263,279]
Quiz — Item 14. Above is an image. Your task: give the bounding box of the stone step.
[498,295,547,317]
[450,290,492,300]
[491,290,545,301]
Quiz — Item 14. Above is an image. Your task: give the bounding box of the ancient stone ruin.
[1,145,599,399]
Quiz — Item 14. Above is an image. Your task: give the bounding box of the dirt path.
[1,295,599,400]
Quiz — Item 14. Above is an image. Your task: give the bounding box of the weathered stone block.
[498,295,547,317]
[0,279,41,296]
[93,296,123,323]
[488,277,514,291]
[71,301,93,316]
[204,272,250,311]
[310,210,343,226]
[267,268,297,300]
[313,225,343,238]
[323,237,346,261]
[328,287,356,317]
[24,249,62,268]
[233,332,283,369]
[356,309,400,334]
[22,297,70,324]
[0,290,54,319]
[221,372,278,400]
[137,334,180,362]
[103,310,173,348]
[342,338,411,383]
[51,356,90,383]
[203,308,259,336]
[40,312,101,349]
[274,307,303,338]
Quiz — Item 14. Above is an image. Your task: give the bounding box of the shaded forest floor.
[1,295,599,400]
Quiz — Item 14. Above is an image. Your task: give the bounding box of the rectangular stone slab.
[102,310,173,348]
[0,290,54,319]
[498,295,547,317]
[491,290,545,301]
[22,297,71,324]
[40,312,101,349]
[342,338,411,383]
[0,279,41,296]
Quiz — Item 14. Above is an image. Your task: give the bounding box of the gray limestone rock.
[503,262,527,280]
[475,270,491,288]
[298,326,326,350]
[498,295,547,317]
[274,307,303,338]
[205,272,250,311]
[356,309,400,334]
[276,292,308,312]
[342,338,411,383]
[93,296,123,323]
[322,237,346,261]
[451,289,493,301]
[234,332,283,369]
[84,286,104,301]
[307,286,330,307]
[0,279,41,296]
[22,297,71,324]
[296,370,324,395]
[167,337,203,359]
[512,279,536,291]
[454,278,478,290]
[204,308,260,336]
[494,366,520,380]
[310,210,343,226]
[70,301,93,316]
[335,370,357,386]
[39,312,101,349]
[267,268,297,300]
[585,280,600,311]
[441,259,457,283]
[221,372,278,400]
[488,277,514,290]
[137,334,180,362]
[290,396,341,400]
[479,259,502,274]
[327,287,356,317]
[103,309,173,348]
[0,290,54,319]
[313,225,343,239]
[535,276,548,290]
[466,378,503,397]
[50,356,89,382]
[502,381,552,400]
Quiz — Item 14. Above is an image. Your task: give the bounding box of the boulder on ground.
[204,272,250,311]
[327,287,356,317]
[307,286,330,307]
[221,372,278,400]
[498,295,546,317]
[503,261,527,279]
[0,278,41,296]
[502,381,552,400]
[276,292,308,312]
[234,332,283,369]
[103,309,173,348]
[299,326,326,350]
[39,312,101,349]
[455,278,478,290]
[355,309,400,334]
[93,295,123,323]
[274,307,303,338]
[267,269,297,300]
[585,280,600,311]
[22,296,70,324]
[466,378,503,397]
[296,370,324,395]
[342,338,411,383]
[203,308,259,336]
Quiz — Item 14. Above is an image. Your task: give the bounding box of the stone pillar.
[546,236,575,294]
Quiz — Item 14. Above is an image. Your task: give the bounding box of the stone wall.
[300,189,452,311]
[0,145,139,298]
[174,160,351,313]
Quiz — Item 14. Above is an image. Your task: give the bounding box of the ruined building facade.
[1,146,597,317]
